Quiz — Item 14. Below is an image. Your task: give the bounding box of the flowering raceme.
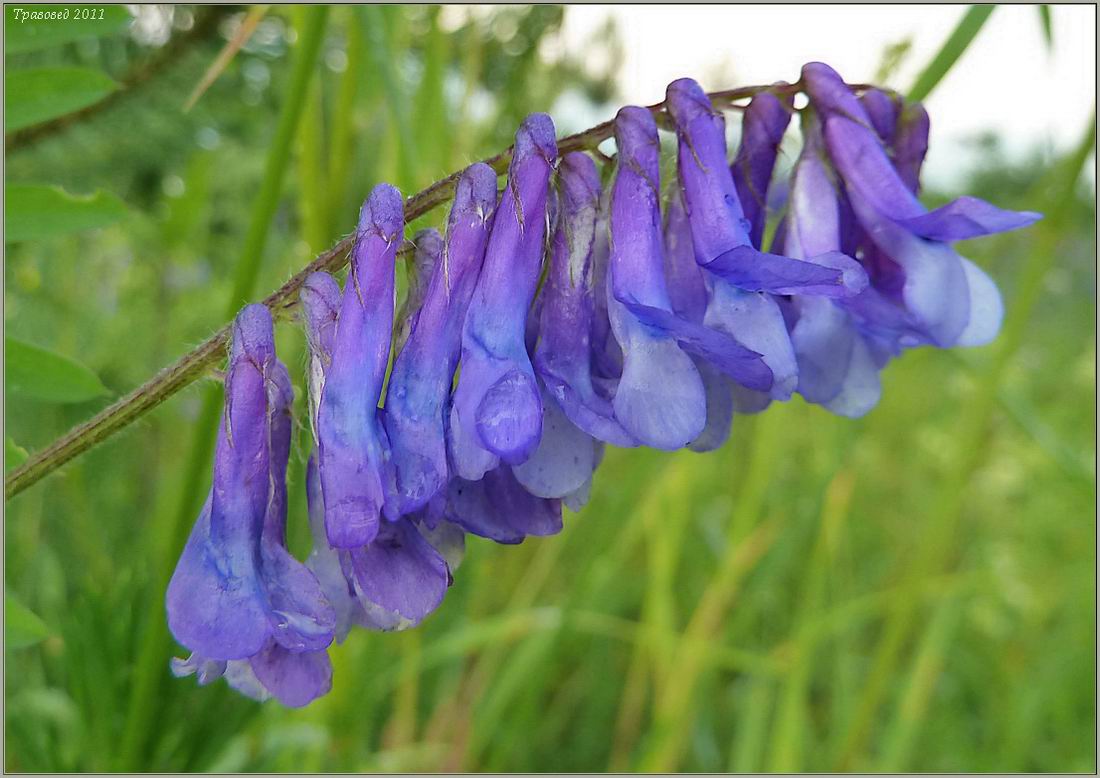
[168,63,1040,705]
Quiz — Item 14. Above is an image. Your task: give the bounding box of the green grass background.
[5,5,1096,771]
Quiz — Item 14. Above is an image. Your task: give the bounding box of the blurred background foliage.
[4,4,1095,772]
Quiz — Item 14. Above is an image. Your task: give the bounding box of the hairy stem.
[5,81,805,501]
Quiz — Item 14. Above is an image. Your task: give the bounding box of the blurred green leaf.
[6,591,51,649]
[6,437,29,470]
[5,337,109,403]
[5,184,126,242]
[5,66,116,132]
[4,5,131,54]
[1038,5,1054,51]
[908,5,995,102]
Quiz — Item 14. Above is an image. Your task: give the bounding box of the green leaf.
[6,592,51,649]
[5,66,116,132]
[908,5,995,102]
[4,5,131,54]
[5,337,109,403]
[6,437,28,470]
[1038,5,1054,51]
[5,183,127,242]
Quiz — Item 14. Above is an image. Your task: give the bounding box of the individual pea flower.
[783,113,884,417]
[167,305,336,707]
[529,152,633,454]
[606,105,772,450]
[301,268,458,633]
[730,87,794,249]
[316,184,403,549]
[802,62,1040,347]
[673,85,802,421]
[449,114,557,478]
[384,163,498,516]
[665,77,868,299]
[661,190,732,451]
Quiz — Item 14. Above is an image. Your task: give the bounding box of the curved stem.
[4,81,803,500]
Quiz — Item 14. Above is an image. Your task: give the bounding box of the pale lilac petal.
[512,382,602,499]
[703,281,798,400]
[956,257,1004,347]
[688,359,735,453]
[822,337,882,418]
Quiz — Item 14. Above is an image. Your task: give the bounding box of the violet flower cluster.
[167,64,1039,706]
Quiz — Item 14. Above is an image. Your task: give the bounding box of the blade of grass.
[877,597,963,769]
[768,470,856,772]
[908,5,995,102]
[115,9,330,769]
[183,5,269,112]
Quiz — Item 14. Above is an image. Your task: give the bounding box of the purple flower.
[531,152,634,449]
[167,304,336,707]
[783,114,883,417]
[665,77,867,298]
[301,264,460,632]
[316,184,404,549]
[802,62,1034,348]
[607,105,773,449]
[449,114,557,478]
[802,63,1040,244]
[385,164,498,515]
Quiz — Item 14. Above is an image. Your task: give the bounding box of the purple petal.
[452,115,556,469]
[859,87,900,144]
[533,152,635,447]
[665,78,755,264]
[663,190,708,323]
[821,337,882,418]
[249,641,333,708]
[848,188,971,346]
[394,228,444,353]
[609,296,708,450]
[824,115,1040,240]
[620,299,773,392]
[386,164,497,513]
[894,102,930,193]
[688,359,735,453]
[730,89,793,248]
[443,467,563,544]
[702,280,797,400]
[705,245,867,297]
[167,306,280,661]
[317,184,404,548]
[258,540,336,653]
[346,517,449,626]
[305,456,367,642]
[895,195,1043,242]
